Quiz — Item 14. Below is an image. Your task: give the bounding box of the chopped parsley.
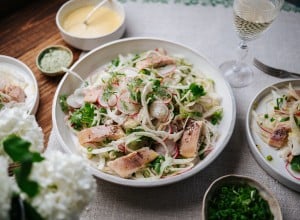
[279,117,290,122]
[210,110,223,125]
[111,57,120,67]
[274,97,284,110]
[59,95,69,113]
[70,103,96,130]
[139,69,151,75]
[291,155,300,172]
[127,77,143,103]
[189,83,206,98]
[150,155,165,174]
[207,183,274,220]
[180,83,206,102]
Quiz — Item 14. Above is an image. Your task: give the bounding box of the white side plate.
[246,79,300,192]
[0,55,39,114]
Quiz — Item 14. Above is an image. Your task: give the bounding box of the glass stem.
[234,40,248,71]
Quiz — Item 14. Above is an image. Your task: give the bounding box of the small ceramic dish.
[36,45,73,76]
[56,0,126,51]
[0,55,39,114]
[202,174,282,220]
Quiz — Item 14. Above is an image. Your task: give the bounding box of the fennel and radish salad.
[253,83,300,180]
[59,48,223,180]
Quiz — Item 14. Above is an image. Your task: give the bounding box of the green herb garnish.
[274,97,284,110]
[189,83,206,99]
[207,183,274,220]
[266,155,273,161]
[59,94,68,113]
[294,116,300,127]
[139,69,151,75]
[280,117,290,122]
[150,155,165,174]
[70,103,96,130]
[3,135,44,198]
[211,110,223,125]
[111,58,120,67]
[291,155,300,172]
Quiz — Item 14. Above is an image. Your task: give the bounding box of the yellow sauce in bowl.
[62,5,122,38]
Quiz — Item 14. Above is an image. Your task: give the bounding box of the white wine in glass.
[220,0,284,88]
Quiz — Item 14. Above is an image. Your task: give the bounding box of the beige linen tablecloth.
[48,1,300,219]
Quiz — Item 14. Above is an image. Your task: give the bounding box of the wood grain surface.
[0,0,81,146]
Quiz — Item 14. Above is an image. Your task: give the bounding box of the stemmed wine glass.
[220,0,284,88]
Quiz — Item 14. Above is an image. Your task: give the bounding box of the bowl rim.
[55,0,126,40]
[0,55,39,115]
[36,45,74,76]
[202,174,283,220]
[52,37,236,187]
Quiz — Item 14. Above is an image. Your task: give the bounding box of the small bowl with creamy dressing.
[36,45,74,76]
[56,0,126,51]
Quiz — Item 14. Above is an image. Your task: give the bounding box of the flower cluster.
[25,151,97,220]
[0,107,44,157]
[0,107,96,220]
[0,157,14,220]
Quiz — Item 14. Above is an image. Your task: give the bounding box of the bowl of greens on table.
[202,174,282,220]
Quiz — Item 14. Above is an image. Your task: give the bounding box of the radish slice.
[156,64,176,77]
[97,89,108,107]
[66,88,85,108]
[117,91,140,115]
[149,101,169,121]
[108,94,117,107]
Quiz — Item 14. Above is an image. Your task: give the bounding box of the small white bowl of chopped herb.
[36,45,73,76]
[202,174,282,220]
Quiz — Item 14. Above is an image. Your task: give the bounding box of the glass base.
[219,61,253,88]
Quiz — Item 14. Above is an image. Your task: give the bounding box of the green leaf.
[59,94,68,113]
[23,200,44,220]
[150,155,165,174]
[210,110,223,125]
[3,135,44,162]
[70,103,96,130]
[14,161,40,197]
[189,83,206,98]
[10,195,24,220]
[291,155,300,172]
[111,58,120,67]
[3,135,43,198]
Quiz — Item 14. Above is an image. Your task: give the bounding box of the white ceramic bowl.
[52,37,236,187]
[56,0,126,51]
[246,79,300,192]
[202,175,282,220]
[0,55,39,114]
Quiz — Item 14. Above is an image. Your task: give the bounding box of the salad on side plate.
[253,83,300,180]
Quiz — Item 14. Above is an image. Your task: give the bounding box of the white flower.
[25,151,96,220]
[0,156,14,220]
[0,107,44,157]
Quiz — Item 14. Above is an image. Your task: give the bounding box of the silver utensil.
[253,58,299,78]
